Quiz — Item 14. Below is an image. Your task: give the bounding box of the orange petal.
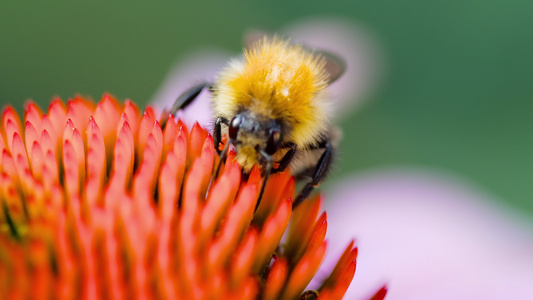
[207,181,258,274]
[281,240,327,299]
[254,170,293,223]
[285,194,322,260]
[30,141,44,182]
[24,121,39,163]
[0,165,24,225]
[158,125,187,221]
[40,129,59,191]
[319,259,357,300]
[47,97,67,141]
[198,161,240,247]
[108,119,134,203]
[187,122,208,167]
[24,101,44,134]
[223,277,258,300]
[253,198,292,273]
[85,117,106,207]
[136,108,156,164]
[123,100,141,138]
[65,96,94,139]
[204,270,228,299]
[2,106,23,152]
[370,285,388,300]
[133,120,163,206]
[162,113,178,156]
[230,227,258,287]
[263,256,289,300]
[306,212,328,260]
[0,132,5,172]
[62,120,85,201]
[180,136,214,234]
[12,132,31,185]
[320,241,358,291]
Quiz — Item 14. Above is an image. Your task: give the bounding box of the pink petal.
[151,50,231,130]
[320,169,533,299]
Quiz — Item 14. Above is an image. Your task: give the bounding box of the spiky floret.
[212,37,331,151]
[0,95,379,300]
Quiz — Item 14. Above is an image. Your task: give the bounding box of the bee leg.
[161,82,212,128]
[293,142,333,208]
[272,143,297,174]
[256,150,274,211]
[213,116,229,155]
[171,82,212,113]
[207,137,231,200]
[214,140,231,179]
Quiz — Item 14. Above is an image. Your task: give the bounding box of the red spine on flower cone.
[0,94,387,300]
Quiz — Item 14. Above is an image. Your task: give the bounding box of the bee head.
[228,110,282,157]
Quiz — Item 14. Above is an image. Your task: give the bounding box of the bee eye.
[266,129,281,155]
[229,115,242,140]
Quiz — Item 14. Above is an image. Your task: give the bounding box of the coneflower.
[0,95,386,299]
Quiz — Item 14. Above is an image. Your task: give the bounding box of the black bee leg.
[161,82,212,128]
[213,117,229,155]
[293,142,333,208]
[170,82,212,114]
[214,140,231,179]
[256,150,274,211]
[272,143,297,174]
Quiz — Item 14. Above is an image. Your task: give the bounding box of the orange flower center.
[0,95,376,300]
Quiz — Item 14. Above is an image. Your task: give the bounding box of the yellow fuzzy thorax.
[212,37,331,150]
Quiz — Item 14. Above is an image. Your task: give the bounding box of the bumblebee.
[167,37,344,207]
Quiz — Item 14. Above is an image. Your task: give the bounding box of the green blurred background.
[1,1,532,217]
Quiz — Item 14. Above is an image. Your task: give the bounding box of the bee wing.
[283,18,383,121]
[319,49,346,84]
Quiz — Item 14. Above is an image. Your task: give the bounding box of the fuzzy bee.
[166,37,345,207]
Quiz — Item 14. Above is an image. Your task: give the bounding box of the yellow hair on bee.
[212,37,332,151]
